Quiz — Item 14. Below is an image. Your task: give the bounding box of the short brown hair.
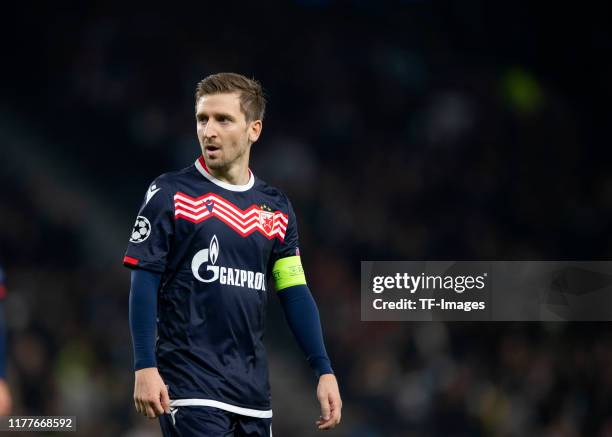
[195,73,266,122]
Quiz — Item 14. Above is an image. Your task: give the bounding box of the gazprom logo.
[191,235,266,291]
[191,235,220,283]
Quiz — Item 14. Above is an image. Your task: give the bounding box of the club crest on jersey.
[191,235,266,291]
[259,211,275,235]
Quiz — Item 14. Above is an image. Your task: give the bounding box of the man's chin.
[204,158,226,171]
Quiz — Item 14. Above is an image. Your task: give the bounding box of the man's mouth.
[205,145,221,156]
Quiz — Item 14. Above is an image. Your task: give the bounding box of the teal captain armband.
[272,256,307,291]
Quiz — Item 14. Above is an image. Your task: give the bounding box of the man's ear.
[248,120,263,143]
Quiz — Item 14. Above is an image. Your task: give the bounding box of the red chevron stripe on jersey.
[174,192,289,241]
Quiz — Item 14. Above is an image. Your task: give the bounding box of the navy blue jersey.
[124,156,299,416]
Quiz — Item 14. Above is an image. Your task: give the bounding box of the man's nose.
[203,121,217,138]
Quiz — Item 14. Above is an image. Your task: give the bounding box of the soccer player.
[124,73,341,435]
[0,265,12,415]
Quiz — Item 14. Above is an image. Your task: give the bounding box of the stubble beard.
[204,142,248,172]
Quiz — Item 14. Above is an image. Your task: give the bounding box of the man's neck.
[205,159,250,186]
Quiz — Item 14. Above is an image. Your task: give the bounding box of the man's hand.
[134,367,170,419]
[0,379,12,415]
[315,373,342,430]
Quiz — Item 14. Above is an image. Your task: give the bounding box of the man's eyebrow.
[196,111,235,120]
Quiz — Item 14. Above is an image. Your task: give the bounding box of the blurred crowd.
[1,1,612,436]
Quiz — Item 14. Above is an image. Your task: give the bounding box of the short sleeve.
[270,196,308,291]
[272,195,301,262]
[123,178,174,273]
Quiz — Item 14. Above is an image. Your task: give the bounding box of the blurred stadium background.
[1,1,612,436]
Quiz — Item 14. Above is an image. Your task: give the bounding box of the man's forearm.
[129,269,161,370]
[278,284,333,377]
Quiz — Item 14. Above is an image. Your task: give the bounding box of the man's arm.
[272,197,342,430]
[278,284,342,430]
[129,269,170,419]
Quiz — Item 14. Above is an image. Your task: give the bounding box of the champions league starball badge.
[130,216,151,243]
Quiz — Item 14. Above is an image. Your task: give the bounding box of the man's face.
[195,92,261,171]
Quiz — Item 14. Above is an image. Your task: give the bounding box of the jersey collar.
[195,156,255,192]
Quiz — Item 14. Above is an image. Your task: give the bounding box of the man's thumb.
[161,385,171,413]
